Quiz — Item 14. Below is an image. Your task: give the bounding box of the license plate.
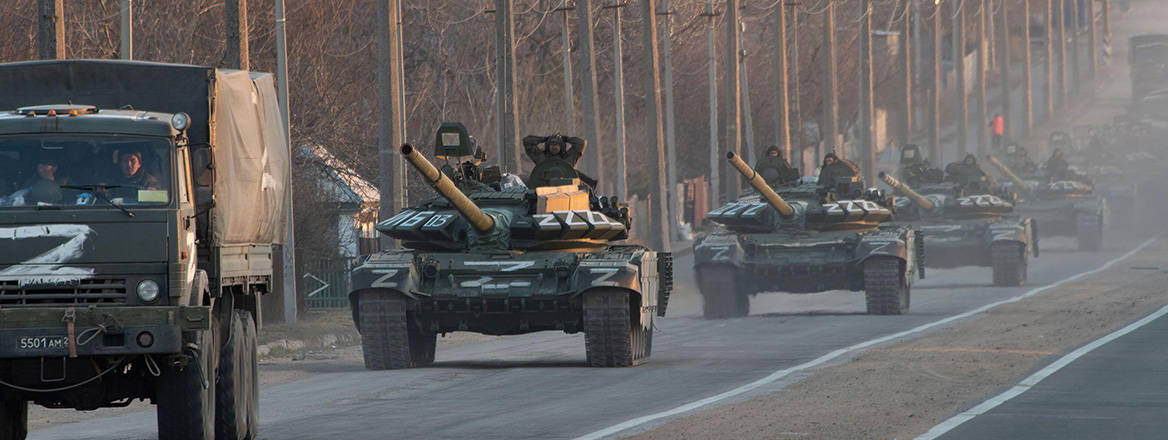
[16,336,68,352]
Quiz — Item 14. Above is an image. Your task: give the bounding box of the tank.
[986,155,1108,251]
[692,152,923,319]
[347,123,672,369]
[880,173,1037,286]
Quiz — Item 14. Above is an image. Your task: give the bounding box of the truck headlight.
[137,280,161,303]
[171,113,190,131]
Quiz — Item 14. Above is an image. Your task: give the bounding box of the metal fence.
[303,257,359,309]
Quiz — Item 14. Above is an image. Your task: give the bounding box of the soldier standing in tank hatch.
[755,145,799,187]
[522,134,587,167]
[817,152,860,187]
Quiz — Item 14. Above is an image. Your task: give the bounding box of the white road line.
[916,301,1168,439]
[574,236,1159,440]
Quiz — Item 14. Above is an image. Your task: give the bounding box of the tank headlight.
[137,279,161,303]
[171,113,190,131]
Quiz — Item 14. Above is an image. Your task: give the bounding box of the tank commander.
[522,134,586,167]
[1044,148,1072,181]
[817,152,860,187]
[755,145,799,187]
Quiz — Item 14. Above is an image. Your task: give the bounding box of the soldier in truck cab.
[15,155,67,205]
[107,149,161,201]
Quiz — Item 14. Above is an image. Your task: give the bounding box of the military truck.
[987,155,1107,251]
[880,173,1036,286]
[0,60,290,440]
[693,153,922,319]
[348,124,671,369]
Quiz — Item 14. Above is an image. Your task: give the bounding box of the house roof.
[303,145,380,207]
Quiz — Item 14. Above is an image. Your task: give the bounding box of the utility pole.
[275,0,296,323]
[37,0,64,60]
[1022,0,1034,134]
[495,0,521,173]
[859,0,875,182]
[1102,0,1111,45]
[930,0,942,164]
[225,0,248,69]
[704,2,720,209]
[120,0,132,59]
[774,1,792,159]
[725,0,743,200]
[1056,0,1067,106]
[1045,0,1054,119]
[901,0,913,147]
[1070,0,1080,88]
[1087,0,1097,77]
[576,0,604,185]
[822,1,839,161]
[741,26,756,161]
[376,0,405,250]
[998,0,1011,140]
[976,1,987,155]
[560,1,576,133]
[790,3,803,168]
[953,0,967,157]
[640,0,671,251]
[608,3,628,200]
[661,0,680,240]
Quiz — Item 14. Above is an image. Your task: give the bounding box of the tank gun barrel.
[400,144,495,232]
[878,172,935,211]
[985,154,1029,192]
[726,152,795,217]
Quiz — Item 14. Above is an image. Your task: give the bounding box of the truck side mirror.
[192,148,213,187]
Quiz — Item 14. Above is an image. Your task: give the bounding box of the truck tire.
[157,328,217,440]
[216,310,258,440]
[992,243,1028,287]
[0,397,27,440]
[697,266,749,319]
[359,292,435,370]
[864,258,909,315]
[1077,215,1102,251]
[583,289,650,367]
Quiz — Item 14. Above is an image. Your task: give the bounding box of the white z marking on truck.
[0,225,95,286]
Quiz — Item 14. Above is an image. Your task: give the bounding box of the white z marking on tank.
[370,269,399,288]
[589,268,620,285]
[0,225,95,286]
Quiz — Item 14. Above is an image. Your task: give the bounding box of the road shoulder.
[631,237,1168,440]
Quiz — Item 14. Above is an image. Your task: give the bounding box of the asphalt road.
[28,233,1152,440]
[936,307,1168,440]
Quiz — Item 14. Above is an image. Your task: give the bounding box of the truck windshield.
[0,135,172,208]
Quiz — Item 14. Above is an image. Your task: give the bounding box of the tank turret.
[726,152,795,216]
[879,172,936,211]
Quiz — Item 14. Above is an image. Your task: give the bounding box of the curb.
[257,331,361,358]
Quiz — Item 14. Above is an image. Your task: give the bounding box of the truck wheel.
[584,289,650,367]
[359,292,435,370]
[0,397,27,440]
[216,310,259,440]
[992,243,1028,287]
[697,266,749,319]
[864,258,909,315]
[157,329,217,440]
[1077,215,1103,251]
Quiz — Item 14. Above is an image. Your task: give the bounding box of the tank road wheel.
[358,291,436,370]
[1077,214,1103,252]
[157,328,218,440]
[864,258,909,315]
[992,243,1028,287]
[584,289,651,367]
[216,310,259,440]
[0,396,28,440]
[697,266,749,319]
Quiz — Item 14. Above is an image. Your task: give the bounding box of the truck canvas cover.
[0,60,289,245]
